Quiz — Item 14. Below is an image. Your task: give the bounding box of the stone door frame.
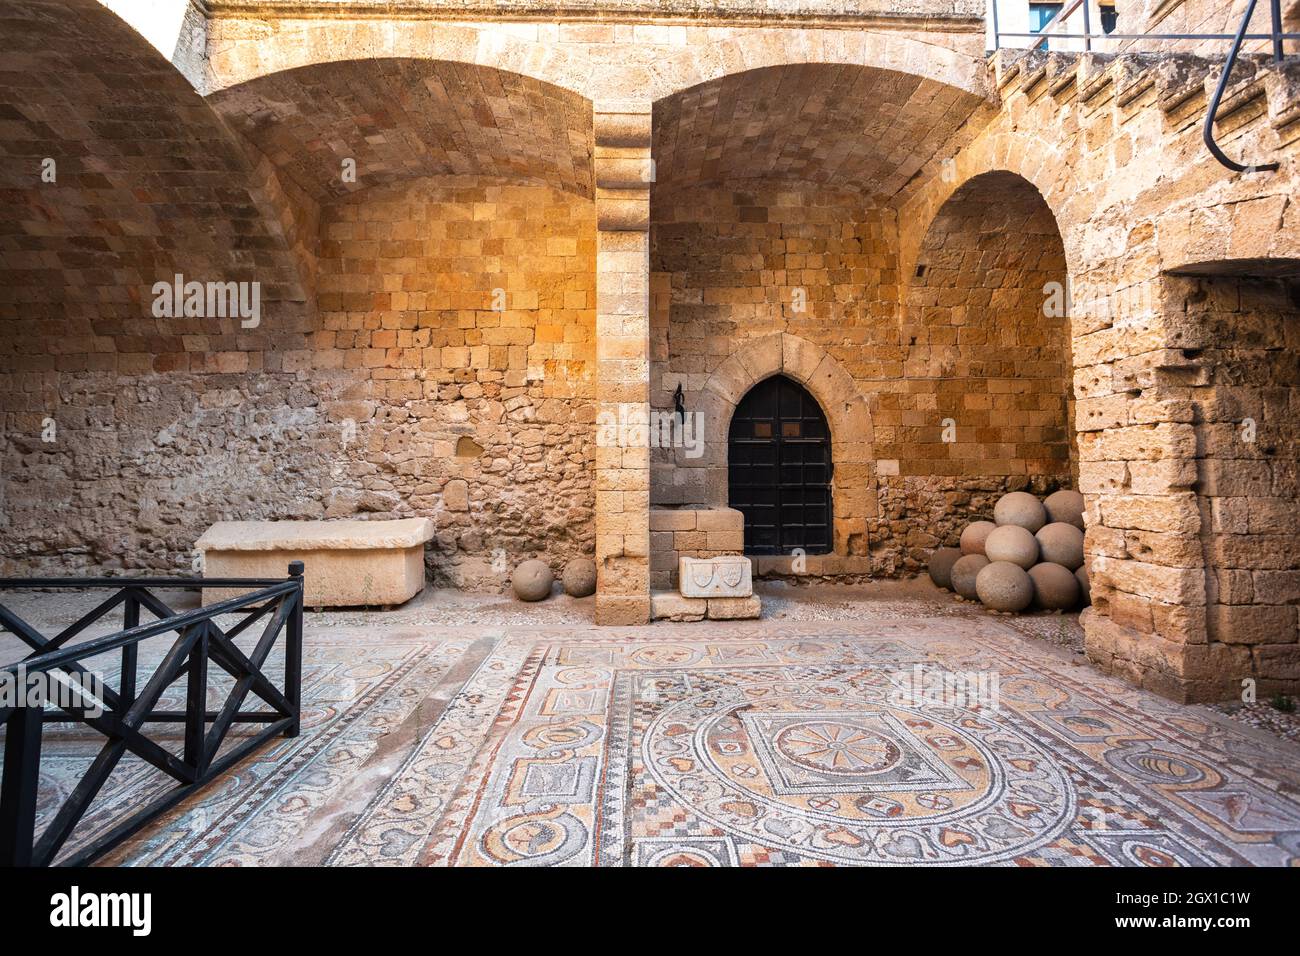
[682,333,875,558]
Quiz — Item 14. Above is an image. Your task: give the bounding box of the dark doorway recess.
[728,375,833,556]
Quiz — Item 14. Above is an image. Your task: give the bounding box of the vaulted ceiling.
[0,0,306,353]
[652,63,987,199]
[207,59,595,202]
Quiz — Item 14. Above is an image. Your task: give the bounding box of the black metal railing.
[0,563,304,867]
[988,0,1296,172]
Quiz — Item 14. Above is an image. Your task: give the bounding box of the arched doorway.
[728,375,832,556]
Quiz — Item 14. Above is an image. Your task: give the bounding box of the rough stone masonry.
[0,0,1297,700]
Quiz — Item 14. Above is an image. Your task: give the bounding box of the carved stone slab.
[678,555,753,598]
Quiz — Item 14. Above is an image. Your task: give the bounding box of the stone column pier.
[593,105,653,625]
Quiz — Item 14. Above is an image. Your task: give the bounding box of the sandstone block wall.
[649,175,1077,576]
[649,182,896,518]
[1,176,598,588]
[316,178,597,588]
[649,506,746,589]
[1083,273,1300,699]
[1116,0,1300,56]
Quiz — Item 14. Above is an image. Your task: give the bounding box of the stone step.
[650,590,762,622]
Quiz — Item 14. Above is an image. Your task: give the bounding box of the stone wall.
[315,177,597,588]
[1190,274,1300,697]
[0,176,598,587]
[0,367,329,574]
[197,0,985,20]
[649,175,1076,575]
[649,180,896,515]
[1116,0,1300,56]
[649,506,745,590]
[1083,273,1300,699]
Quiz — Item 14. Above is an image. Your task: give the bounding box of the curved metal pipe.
[1204,0,1280,173]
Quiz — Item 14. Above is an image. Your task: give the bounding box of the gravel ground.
[1208,700,1300,745]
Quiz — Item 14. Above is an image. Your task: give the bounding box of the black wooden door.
[728,375,832,555]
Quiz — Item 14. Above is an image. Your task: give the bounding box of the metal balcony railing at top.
[0,564,305,867]
[988,0,1298,173]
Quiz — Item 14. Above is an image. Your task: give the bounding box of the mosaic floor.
[8,596,1300,867]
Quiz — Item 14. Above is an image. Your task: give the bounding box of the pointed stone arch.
[686,334,874,557]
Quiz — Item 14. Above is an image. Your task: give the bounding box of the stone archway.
[198,16,991,108]
[687,334,874,558]
[643,30,991,103]
[892,170,1076,569]
[199,19,592,98]
[206,59,595,201]
[893,51,1300,699]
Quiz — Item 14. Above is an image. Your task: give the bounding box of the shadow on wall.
[881,170,1076,574]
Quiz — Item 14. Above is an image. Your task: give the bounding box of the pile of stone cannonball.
[927,490,1090,614]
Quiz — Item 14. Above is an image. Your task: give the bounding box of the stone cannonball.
[950,554,989,600]
[976,561,1034,613]
[993,491,1048,532]
[959,521,997,556]
[984,524,1040,570]
[512,559,554,602]
[928,547,963,590]
[561,557,597,598]
[1076,564,1091,606]
[1035,522,1085,570]
[1028,562,1081,610]
[1044,489,1086,530]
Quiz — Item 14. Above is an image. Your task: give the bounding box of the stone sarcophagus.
[678,555,753,598]
[197,518,435,608]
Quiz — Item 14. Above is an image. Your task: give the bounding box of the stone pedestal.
[650,507,745,589]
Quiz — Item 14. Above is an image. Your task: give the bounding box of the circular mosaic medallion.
[775,722,902,776]
[480,808,586,865]
[643,681,1075,865]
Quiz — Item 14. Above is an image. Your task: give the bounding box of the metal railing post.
[284,561,304,738]
[990,0,1001,52]
[1082,0,1093,51]
[1271,0,1284,62]
[183,626,209,775]
[0,702,44,867]
[119,588,139,715]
